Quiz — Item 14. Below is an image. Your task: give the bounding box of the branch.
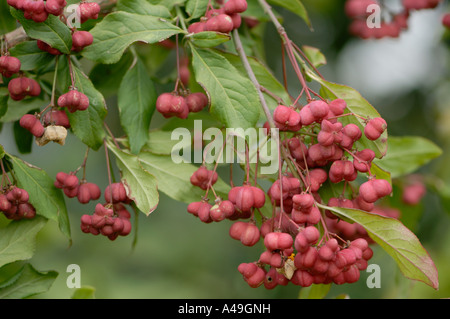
[257,0,312,101]
[232,29,301,181]
[2,0,117,50]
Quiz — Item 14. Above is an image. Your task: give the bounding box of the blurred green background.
[1,0,450,299]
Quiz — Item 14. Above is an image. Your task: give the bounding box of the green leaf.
[187,31,231,48]
[8,156,71,241]
[82,12,185,64]
[8,41,54,71]
[318,203,439,290]
[302,45,327,69]
[314,76,388,159]
[0,92,9,119]
[299,284,331,299]
[266,0,311,29]
[374,136,442,179]
[118,57,157,154]
[89,52,134,98]
[0,97,46,123]
[218,50,291,113]
[71,286,96,299]
[10,8,72,54]
[370,162,392,185]
[138,151,230,204]
[59,58,107,150]
[117,0,172,17]
[149,0,186,9]
[0,144,5,159]
[142,130,186,155]
[0,263,57,299]
[185,0,209,20]
[0,217,47,268]
[106,141,159,216]
[13,120,34,154]
[190,46,260,129]
[0,1,16,34]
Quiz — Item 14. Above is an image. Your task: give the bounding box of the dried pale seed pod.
[35,125,67,146]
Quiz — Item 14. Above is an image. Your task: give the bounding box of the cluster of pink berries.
[7,0,67,23]
[184,95,395,289]
[80,202,132,241]
[54,169,134,241]
[18,87,88,138]
[54,171,101,204]
[0,55,21,78]
[8,77,41,101]
[188,0,247,34]
[57,88,90,113]
[0,186,36,220]
[156,91,209,119]
[345,0,443,39]
[37,30,94,55]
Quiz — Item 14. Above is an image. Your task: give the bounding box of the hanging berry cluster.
[54,145,134,241]
[183,92,397,288]
[2,1,100,147]
[345,0,444,39]
[0,160,36,221]
[187,0,247,34]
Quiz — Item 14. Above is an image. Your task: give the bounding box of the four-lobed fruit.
[57,88,90,113]
[42,109,71,128]
[71,30,94,52]
[0,187,36,220]
[19,114,45,137]
[156,92,189,119]
[0,56,21,78]
[188,0,247,34]
[7,77,41,101]
[80,203,132,241]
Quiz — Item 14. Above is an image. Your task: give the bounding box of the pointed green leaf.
[0,97,46,123]
[117,0,172,17]
[8,155,71,240]
[0,92,9,119]
[318,203,439,290]
[190,46,260,129]
[374,136,442,179]
[13,120,33,154]
[299,284,331,299]
[107,141,159,216]
[302,45,327,69]
[118,57,157,154]
[82,12,185,64]
[0,0,16,33]
[141,130,186,155]
[8,41,54,71]
[10,8,72,54]
[313,75,388,159]
[0,217,47,268]
[266,0,311,29]
[186,0,209,20]
[218,50,291,112]
[138,152,230,204]
[188,31,231,48]
[71,286,96,299]
[0,263,57,299]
